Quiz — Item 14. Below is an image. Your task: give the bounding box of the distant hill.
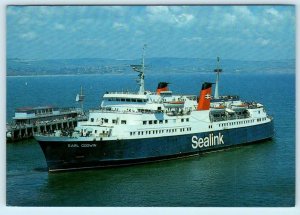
[6,57,295,76]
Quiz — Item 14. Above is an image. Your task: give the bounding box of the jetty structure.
[6,88,87,142]
[34,47,274,172]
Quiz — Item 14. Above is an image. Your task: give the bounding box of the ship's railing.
[90,108,163,115]
[90,107,192,116]
[7,115,88,129]
[210,113,250,122]
[105,91,142,95]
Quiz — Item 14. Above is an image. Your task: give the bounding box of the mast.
[214,57,222,99]
[76,86,85,113]
[139,44,146,94]
[130,44,147,95]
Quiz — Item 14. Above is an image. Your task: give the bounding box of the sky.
[6,5,295,61]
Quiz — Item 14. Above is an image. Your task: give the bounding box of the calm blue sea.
[6,70,295,206]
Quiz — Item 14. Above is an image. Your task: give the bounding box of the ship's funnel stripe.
[157,82,169,95]
[197,82,213,110]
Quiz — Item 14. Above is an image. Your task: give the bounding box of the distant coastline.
[6,57,295,76]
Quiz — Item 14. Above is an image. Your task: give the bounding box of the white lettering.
[68,144,79,148]
[191,133,224,149]
[219,133,224,145]
[192,136,198,149]
[204,137,209,147]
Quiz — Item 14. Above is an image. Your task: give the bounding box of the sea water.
[6,71,295,206]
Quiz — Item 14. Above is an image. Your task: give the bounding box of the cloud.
[20,32,37,41]
[232,6,258,25]
[146,6,194,27]
[265,8,280,17]
[223,13,236,25]
[53,23,65,30]
[113,22,129,31]
[256,38,270,46]
[77,38,106,47]
[183,37,202,42]
[134,30,144,36]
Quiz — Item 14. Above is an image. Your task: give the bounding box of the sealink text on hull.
[34,48,274,172]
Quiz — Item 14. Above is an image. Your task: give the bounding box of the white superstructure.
[64,55,271,143]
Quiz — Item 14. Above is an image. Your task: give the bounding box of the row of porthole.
[130,127,192,136]
[219,119,255,127]
[218,117,267,128]
[143,118,189,125]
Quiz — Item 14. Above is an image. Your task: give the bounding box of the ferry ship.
[34,47,274,172]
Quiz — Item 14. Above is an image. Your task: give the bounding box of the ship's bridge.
[102,92,148,103]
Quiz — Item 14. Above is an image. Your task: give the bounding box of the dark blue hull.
[37,121,274,172]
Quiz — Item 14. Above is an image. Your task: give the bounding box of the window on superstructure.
[149,121,153,124]
[143,121,147,125]
[121,120,127,124]
[91,118,94,122]
[121,98,125,102]
[112,119,117,124]
[104,119,108,123]
[186,118,189,122]
[159,120,163,124]
[137,99,142,102]
[95,130,97,133]
[126,98,130,102]
[181,119,184,122]
[154,120,158,124]
[165,120,168,123]
[116,98,120,101]
[130,132,132,136]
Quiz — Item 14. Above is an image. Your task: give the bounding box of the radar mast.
[214,57,222,99]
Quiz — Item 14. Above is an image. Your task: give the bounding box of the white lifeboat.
[163,101,185,108]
